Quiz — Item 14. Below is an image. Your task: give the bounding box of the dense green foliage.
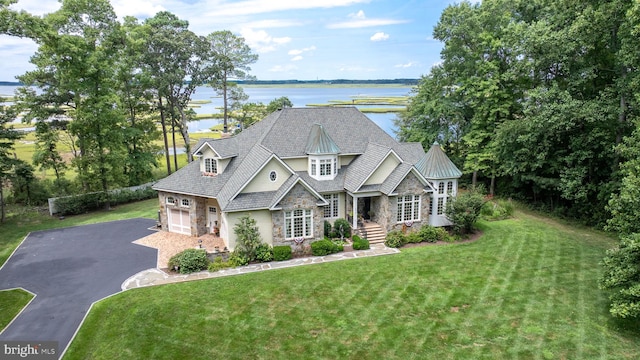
[233,215,263,261]
[310,239,343,256]
[397,0,640,225]
[351,235,370,250]
[0,96,24,221]
[384,230,406,248]
[273,245,292,261]
[600,233,640,318]
[445,187,487,235]
[254,243,274,263]
[54,186,156,216]
[168,248,209,274]
[332,218,351,239]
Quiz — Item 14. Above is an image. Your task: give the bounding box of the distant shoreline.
[0,79,419,87]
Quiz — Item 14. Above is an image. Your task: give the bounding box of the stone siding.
[388,172,430,232]
[157,191,208,237]
[272,183,323,247]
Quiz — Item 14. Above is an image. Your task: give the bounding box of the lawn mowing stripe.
[576,243,586,359]
[453,222,521,355]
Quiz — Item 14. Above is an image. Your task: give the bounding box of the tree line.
[396,0,640,319]
[0,0,273,215]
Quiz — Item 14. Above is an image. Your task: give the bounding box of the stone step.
[357,222,387,244]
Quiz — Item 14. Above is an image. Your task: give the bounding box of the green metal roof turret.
[305,123,341,154]
[417,142,462,180]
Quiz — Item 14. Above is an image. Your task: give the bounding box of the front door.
[207,206,219,234]
[363,198,371,220]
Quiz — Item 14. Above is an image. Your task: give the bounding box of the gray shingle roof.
[155,108,458,210]
[344,142,393,193]
[418,142,463,180]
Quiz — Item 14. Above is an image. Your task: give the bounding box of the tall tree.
[266,96,293,113]
[17,0,127,207]
[141,12,207,164]
[205,30,258,133]
[115,16,159,185]
[0,97,23,222]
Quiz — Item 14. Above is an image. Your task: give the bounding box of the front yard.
[63,210,640,359]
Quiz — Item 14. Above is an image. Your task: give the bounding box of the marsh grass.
[63,211,640,359]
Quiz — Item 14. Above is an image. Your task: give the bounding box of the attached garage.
[168,208,190,235]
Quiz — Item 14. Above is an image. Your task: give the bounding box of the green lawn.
[0,288,34,331]
[63,210,640,359]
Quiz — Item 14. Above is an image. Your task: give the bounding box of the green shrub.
[446,186,487,235]
[324,220,332,237]
[417,225,440,243]
[481,199,515,221]
[228,250,250,267]
[255,243,274,262]
[333,218,352,239]
[352,235,370,250]
[54,186,157,216]
[168,249,208,274]
[311,239,343,256]
[234,215,262,261]
[273,245,292,261]
[207,257,234,271]
[384,230,406,248]
[405,231,422,243]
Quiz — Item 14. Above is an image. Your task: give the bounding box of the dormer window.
[204,158,218,176]
[309,155,337,180]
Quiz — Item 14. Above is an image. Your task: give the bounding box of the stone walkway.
[122,243,399,290]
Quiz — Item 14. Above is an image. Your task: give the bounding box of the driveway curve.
[0,218,157,355]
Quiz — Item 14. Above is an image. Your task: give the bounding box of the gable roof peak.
[305,123,341,155]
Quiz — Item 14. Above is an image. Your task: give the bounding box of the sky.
[0,0,468,81]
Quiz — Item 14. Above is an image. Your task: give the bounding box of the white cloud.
[327,18,409,29]
[349,10,366,19]
[111,0,165,18]
[207,0,369,17]
[288,46,316,56]
[240,28,291,53]
[291,55,303,61]
[370,32,389,41]
[394,61,417,68]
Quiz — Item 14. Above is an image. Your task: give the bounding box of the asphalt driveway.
[0,218,157,355]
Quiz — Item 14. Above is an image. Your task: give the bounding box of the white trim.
[284,208,314,239]
[357,149,402,190]
[397,194,421,223]
[269,177,329,210]
[231,154,297,202]
[168,208,190,235]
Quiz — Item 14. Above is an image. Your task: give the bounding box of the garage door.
[168,209,190,235]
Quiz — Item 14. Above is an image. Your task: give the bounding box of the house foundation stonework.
[153,108,462,250]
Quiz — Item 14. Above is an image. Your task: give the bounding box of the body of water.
[1,85,413,137]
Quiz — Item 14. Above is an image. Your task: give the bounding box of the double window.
[323,194,339,218]
[397,194,420,222]
[285,209,313,239]
[309,155,337,180]
[205,158,218,174]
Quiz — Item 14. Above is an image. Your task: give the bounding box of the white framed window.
[269,170,277,182]
[397,194,421,222]
[323,194,339,218]
[285,209,313,239]
[438,182,445,195]
[208,206,217,214]
[166,196,175,205]
[437,198,444,215]
[181,198,190,208]
[447,181,453,194]
[205,158,218,174]
[309,155,337,180]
